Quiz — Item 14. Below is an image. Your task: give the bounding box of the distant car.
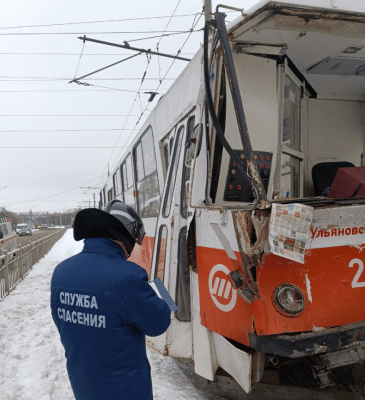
[41,224,48,228]
[18,227,32,237]
[16,223,28,234]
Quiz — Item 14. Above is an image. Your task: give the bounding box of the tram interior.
[209,5,365,205]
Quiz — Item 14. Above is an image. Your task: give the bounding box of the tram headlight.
[273,284,305,316]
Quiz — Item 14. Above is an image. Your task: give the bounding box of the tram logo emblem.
[209,264,237,312]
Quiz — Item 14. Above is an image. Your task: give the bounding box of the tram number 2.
[349,259,365,288]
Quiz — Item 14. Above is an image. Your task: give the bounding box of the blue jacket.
[50,238,171,400]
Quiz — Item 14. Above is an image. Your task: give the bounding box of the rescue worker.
[50,200,171,400]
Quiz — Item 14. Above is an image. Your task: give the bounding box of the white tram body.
[99,1,365,393]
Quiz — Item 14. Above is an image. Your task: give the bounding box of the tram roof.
[226,0,365,98]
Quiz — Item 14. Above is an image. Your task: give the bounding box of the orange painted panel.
[128,235,155,278]
[197,244,365,345]
[196,245,254,346]
[254,246,365,335]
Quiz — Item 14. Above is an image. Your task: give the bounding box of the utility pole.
[80,187,100,208]
[204,0,212,24]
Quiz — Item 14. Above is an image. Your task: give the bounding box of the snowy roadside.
[0,229,210,400]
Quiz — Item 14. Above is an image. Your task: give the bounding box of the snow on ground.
[0,229,210,400]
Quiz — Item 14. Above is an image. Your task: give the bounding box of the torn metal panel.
[231,210,271,297]
[233,41,288,56]
[248,320,365,358]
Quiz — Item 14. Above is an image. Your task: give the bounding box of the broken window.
[280,73,303,199]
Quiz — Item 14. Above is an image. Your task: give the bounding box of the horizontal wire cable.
[0,114,148,117]
[0,29,199,36]
[0,14,198,29]
[0,130,137,133]
[0,146,128,148]
[0,52,195,56]
[0,89,166,92]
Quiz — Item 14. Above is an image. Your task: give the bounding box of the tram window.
[181,116,195,218]
[153,225,167,283]
[135,143,144,182]
[100,192,103,207]
[280,74,303,199]
[0,227,3,240]
[121,154,135,208]
[133,127,160,218]
[169,137,174,156]
[163,126,184,218]
[108,188,114,202]
[280,154,300,198]
[283,75,301,151]
[164,143,169,171]
[186,123,202,164]
[175,227,191,322]
[113,170,120,197]
[103,186,107,205]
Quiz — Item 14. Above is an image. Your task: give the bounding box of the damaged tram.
[99,0,365,393]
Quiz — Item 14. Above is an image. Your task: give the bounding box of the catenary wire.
[0,129,139,132]
[1,147,128,148]
[0,14,198,29]
[0,89,166,92]
[110,12,202,172]
[0,29,199,36]
[2,174,106,206]
[104,0,183,174]
[0,52,194,56]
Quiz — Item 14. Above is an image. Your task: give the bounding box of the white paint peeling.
[305,273,313,303]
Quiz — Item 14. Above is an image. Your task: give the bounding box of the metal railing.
[0,229,66,301]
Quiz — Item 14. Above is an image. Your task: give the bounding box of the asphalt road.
[15,228,65,247]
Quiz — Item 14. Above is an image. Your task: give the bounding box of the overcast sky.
[1,0,256,214]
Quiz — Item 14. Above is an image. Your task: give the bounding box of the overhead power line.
[0,128,137,132]
[0,14,198,30]
[1,146,128,148]
[0,115,148,117]
[0,52,194,56]
[0,77,175,81]
[2,174,106,205]
[0,89,166,92]
[0,29,200,36]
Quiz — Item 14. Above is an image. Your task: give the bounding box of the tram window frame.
[103,186,107,206]
[175,226,191,322]
[279,67,304,199]
[133,126,161,218]
[153,225,168,283]
[164,143,169,172]
[163,125,185,218]
[107,188,114,202]
[113,169,120,197]
[120,153,135,209]
[180,116,195,219]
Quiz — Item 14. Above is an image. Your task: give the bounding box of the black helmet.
[105,200,145,245]
[73,200,145,255]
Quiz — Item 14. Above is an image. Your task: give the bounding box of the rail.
[0,229,66,301]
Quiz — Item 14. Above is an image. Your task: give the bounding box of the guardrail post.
[18,245,24,280]
[3,250,9,296]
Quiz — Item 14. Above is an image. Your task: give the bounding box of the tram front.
[188,1,365,392]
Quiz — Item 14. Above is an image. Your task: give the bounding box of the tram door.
[149,114,195,358]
